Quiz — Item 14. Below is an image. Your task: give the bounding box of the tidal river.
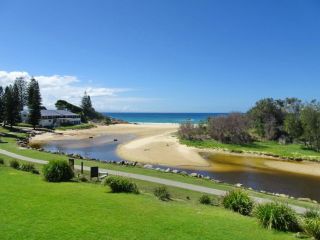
[42,136,320,201]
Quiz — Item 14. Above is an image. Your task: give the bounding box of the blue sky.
[0,0,319,112]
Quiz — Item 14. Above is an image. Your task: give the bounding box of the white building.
[21,110,81,128]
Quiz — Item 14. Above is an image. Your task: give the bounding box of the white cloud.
[0,70,156,111]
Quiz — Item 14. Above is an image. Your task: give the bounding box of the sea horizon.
[103,112,226,124]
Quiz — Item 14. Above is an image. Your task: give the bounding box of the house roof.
[41,110,79,117]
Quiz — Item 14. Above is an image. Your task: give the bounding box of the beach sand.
[32,123,210,167]
[31,123,320,175]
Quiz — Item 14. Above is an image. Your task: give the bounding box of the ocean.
[103,112,225,124]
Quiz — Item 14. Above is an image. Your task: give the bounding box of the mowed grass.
[181,139,320,161]
[0,167,299,240]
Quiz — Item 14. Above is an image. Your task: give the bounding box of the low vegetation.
[103,176,139,193]
[56,123,96,131]
[254,202,300,232]
[0,158,4,165]
[9,159,20,169]
[303,217,320,240]
[222,190,254,216]
[199,194,213,205]
[43,160,74,182]
[153,186,171,201]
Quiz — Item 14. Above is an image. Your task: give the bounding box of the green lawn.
[0,126,319,209]
[0,167,300,240]
[181,139,320,161]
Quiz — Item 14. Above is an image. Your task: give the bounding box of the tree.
[55,99,86,122]
[27,78,42,129]
[300,101,320,152]
[284,113,303,141]
[0,86,4,124]
[248,98,284,140]
[3,85,20,127]
[81,91,95,119]
[207,113,252,144]
[14,77,28,111]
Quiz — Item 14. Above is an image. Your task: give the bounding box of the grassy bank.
[55,123,96,131]
[181,139,320,161]
[0,166,300,240]
[0,126,319,209]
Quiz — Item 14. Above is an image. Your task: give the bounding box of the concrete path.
[0,148,308,214]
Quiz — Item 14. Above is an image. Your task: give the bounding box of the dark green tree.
[4,85,20,127]
[0,86,4,124]
[14,77,28,111]
[81,91,95,119]
[248,98,284,140]
[300,101,320,151]
[27,78,42,129]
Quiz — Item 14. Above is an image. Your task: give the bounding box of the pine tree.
[4,85,20,127]
[0,86,4,124]
[27,78,42,129]
[81,91,95,120]
[14,77,28,111]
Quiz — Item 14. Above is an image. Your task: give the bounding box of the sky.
[0,0,319,112]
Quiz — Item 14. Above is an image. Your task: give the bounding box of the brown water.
[201,153,320,201]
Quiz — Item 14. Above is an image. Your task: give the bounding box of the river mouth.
[42,136,320,201]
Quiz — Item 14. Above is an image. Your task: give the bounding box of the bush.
[103,176,139,193]
[20,162,36,172]
[304,209,320,219]
[43,160,74,182]
[9,160,20,169]
[0,158,4,165]
[199,194,212,205]
[254,202,300,232]
[153,186,171,201]
[222,190,254,216]
[303,217,320,240]
[29,142,42,149]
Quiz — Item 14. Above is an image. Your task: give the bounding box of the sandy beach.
[31,123,320,176]
[32,123,210,168]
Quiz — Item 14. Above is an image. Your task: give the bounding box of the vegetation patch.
[43,160,74,182]
[222,190,254,216]
[254,202,300,232]
[103,176,139,193]
[9,159,20,169]
[199,194,213,205]
[153,186,171,201]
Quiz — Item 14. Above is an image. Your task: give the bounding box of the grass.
[55,123,96,131]
[0,166,301,240]
[0,126,319,209]
[181,139,320,161]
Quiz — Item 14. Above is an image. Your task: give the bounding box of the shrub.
[20,162,36,172]
[304,209,320,219]
[31,169,40,175]
[29,142,42,149]
[303,217,320,240]
[9,159,20,169]
[43,160,74,182]
[103,176,139,193]
[153,186,171,201]
[254,202,300,232]
[199,194,212,205]
[0,158,4,165]
[222,190,254,216]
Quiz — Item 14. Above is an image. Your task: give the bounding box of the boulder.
[143,164,153,169]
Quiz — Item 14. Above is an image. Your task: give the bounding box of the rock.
[172,169,179,174]
[165,168,171,173]
[155,168,161,171]
[235,183,243,187]
[204,176,210,180]
[298,197,312,202]
[113,139,118,142]
[180,171,188,175]
[312,200,318,204]
[190,173,198,177]
[143,164,153,169]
